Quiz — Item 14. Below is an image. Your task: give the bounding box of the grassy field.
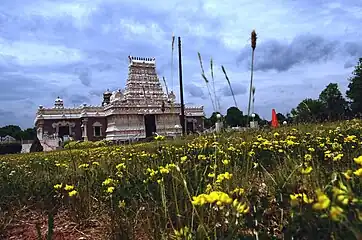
[0,120,362,239]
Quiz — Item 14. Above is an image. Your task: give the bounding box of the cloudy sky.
[0,0,361,128]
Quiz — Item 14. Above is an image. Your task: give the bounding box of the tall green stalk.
[247,30,257,126]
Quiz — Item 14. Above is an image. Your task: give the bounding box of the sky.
[0,0,361,128]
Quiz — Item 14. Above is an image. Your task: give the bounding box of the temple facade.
[34,56,204,143]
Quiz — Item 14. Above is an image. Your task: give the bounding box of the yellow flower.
[290,193,301,207]
[333,153,343,161]
[54,183,62,190]
[248,151,255,157]
[304,154,312,161]
[106,186,115,193]
[342,170,353,180]
[353,168,362,177]
[68,190,78,197]
[222,159,230,165]
[329,206,344,221]
[300,166,313,175]
[312,189,330,210]
[308,147,315,152]
[64,184,74,191]
[102,178,114,186]
[119,200,126,208]
[180,156,188,163]
[208,173,215,178]
[354,156,362,165]
[302,193,314,204]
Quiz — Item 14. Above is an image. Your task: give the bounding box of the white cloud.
[0,38,84,66]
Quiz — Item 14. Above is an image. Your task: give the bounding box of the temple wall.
[84,117,107,142]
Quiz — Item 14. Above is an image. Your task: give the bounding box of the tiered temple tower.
[104,56,199,140]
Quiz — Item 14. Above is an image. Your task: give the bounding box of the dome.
[110,90,123,102]
[104,89,112,95]
[55,96,63,102]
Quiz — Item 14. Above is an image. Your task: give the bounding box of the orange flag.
[271,109,279,128]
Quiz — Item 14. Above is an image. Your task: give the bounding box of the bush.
[0,142,22,155]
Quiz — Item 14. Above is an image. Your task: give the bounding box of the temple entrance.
[144,114,156,138]
[187,121,194,134]
[58,126,70,139]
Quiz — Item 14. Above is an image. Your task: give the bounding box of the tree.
[276,113,287,124]
[0,125,37,141]
[319,83,347,121]
[291,98,324,123]
[204,112,222,129]
[225,107,243,127]
[346,58,362,115]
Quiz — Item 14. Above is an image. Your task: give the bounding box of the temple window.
[93,122,102,137]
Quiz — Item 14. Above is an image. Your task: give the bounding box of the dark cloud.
[220,83,247,97]
[69,94,90,105]
[76,67,92,86]
[185,83,205,99]
[237,34,340,72]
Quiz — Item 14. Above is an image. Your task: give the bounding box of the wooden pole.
[178,37,186,136]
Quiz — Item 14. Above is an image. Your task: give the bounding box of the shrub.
[0,142,22,155]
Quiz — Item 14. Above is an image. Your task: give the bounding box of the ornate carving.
[52,121,75,128]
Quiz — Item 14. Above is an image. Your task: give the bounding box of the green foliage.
[0,142,22,155]
[346,58,362,114]
[319,83,348,121]
[0,125,36,141]
[225,107,243,127]
[291,98,325,123]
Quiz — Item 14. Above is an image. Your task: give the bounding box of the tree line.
[204,58,362,128]
[0,125,36,141]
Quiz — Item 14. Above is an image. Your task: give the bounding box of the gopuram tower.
[104,56,204,141]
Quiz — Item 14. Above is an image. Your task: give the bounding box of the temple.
[34,56,204,146]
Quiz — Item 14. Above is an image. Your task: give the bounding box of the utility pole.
[178,37,186,136]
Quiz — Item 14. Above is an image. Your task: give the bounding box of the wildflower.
[233,199,250,214]
[308,147,315,152]
[64,184,74,191]
[106,186,115,193]
[119,200,126,208]
[313,189,330,210]
[54,183,62,190]
[353,168,362,177]
[354,155,362,165]
[333,153,343,161]
[180,156,187,163]
[222,159,230,165]
[68,190,78,197]
[300,166,313,175]
[232,187,245,196]
[248,151,255,157]
[102,178,114,186]
[342,170,353,180]
[304,154,312,161]
[78,163,89,169]
[329,206,344,221]
[208,173,215,178]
